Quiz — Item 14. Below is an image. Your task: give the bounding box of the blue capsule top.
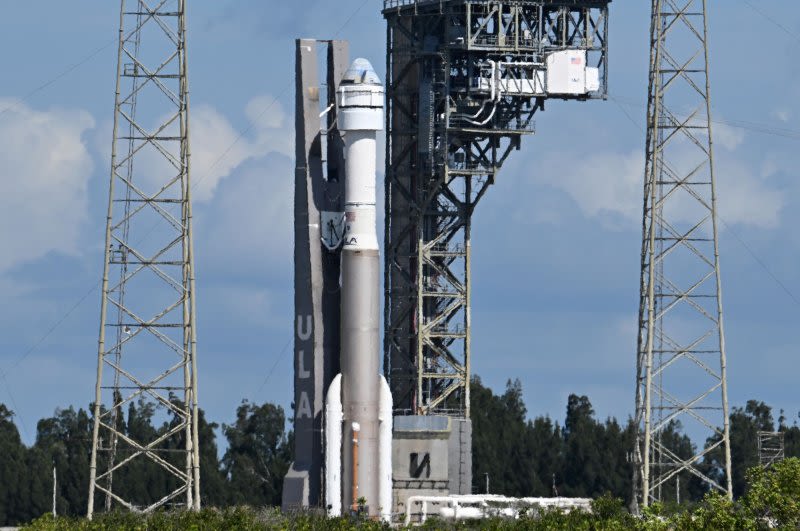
[341,58,381,86]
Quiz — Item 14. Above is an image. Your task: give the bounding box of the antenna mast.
[88,0,200,516]
[634,0,732,509]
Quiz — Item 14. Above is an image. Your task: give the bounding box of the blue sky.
[0,1,799,447]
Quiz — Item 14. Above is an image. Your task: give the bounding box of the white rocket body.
[325,58,392,521]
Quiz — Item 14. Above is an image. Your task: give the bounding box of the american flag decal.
[571,57,583,65]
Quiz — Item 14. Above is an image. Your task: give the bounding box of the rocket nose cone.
[342,58,382,86]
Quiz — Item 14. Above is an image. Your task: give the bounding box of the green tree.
[704,400,774,499]
[222,401,291,507]
[0,405,28,525]
[742,457,800,528]
[197,408,227,507]
[561,394,600,497]
[651,420,705,504]
[471,378,539,496]
[525,415,563,496]
[111,397,165,509]
[32,406,93,517]
[780,412,800,459]
[594,417,635,504]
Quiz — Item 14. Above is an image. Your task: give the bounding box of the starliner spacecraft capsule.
[324,58,392,520]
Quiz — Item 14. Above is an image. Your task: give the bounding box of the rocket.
[324,58,392,520]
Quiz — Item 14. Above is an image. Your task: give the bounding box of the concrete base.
[448,418,472,495]
[391,416,473,518]
[281,462,310,512]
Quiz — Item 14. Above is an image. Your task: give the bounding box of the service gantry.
[382,0,610,419]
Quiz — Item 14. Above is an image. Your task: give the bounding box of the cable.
[1,286,100,380]
[740,0,800,44]
[0,38,117,120]
[720,220,800,308]
[192,0,372,180]
[610,95,800,141]
[611,97,644,132]
[0,33,116,443]
[254,338,293,398]
[0,373,28,440]
[609,96,800,309]
[333,0,371,38]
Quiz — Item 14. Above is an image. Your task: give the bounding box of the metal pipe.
[701,0,733,500]
[405,495,593,525]
[179,0,202,508]
[351,422,360,512]
[88,0,127,519]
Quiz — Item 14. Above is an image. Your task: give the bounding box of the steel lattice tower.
[88,0,200,516]
[633,0,732,509]
[383,0,609,418]
[758,431,785,468]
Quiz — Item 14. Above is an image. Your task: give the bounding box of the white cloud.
[532,128,781,230]
[772,108,791,123]
[536,150,645,228]
[190,95,293,202]
[713,121,745,151]
[198,155,293,277]
[716,158,783,229]
[0,99,94,273]
[131,95,293,203]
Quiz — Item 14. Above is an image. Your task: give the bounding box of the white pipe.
[440,506,483,520]
[455,100,491,120]
[324,374,343,517]
[465,103,497,126]
[462,60,501,126]
[495,61,502,102]
[488,59,496,102]
[405,495,594,525]
[405,496,454,526]
[498,61,544,67]
[378,375,393,523]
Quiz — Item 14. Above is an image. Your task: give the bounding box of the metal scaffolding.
[634,0,732,509]
[88,0,200,516]
[383,0,609,418]
[758,431,785,468]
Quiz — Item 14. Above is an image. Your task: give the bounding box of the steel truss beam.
[633,0,732,510]
[88,0,200,517]
[384,0,609,418]
[758,431,785,469]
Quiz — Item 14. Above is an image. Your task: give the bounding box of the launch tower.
[286,1,611,516]
[382,0,610,508]
[383,0,610,418]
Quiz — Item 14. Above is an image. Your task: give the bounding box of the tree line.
[471,377,800,506]
[1,377,798,526]
[0,399,291,526]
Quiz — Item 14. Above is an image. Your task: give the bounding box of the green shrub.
[17,462,800,531]
[742,457,800,529]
